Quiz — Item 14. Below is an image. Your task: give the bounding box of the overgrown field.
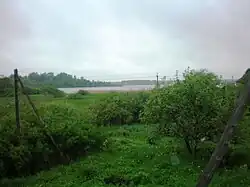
[1,69,250,186]
[2,125,250,187]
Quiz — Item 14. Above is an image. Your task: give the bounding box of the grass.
[1,93,250,186]
[1,124,250,187]
[54,93,111,110]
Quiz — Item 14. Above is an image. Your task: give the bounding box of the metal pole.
[156,73,159,88]
[176,70,179,83]
[14,69,20,130]
[17,76,70,163]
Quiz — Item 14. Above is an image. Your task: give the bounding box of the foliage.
[128,92,150,122]
[88,92,150,126]
[67,93,85,99]
[2,78,250,186]
[0,77,14,97]
[67,90,89,100]
[233,107,250,145]
[77,90,89,95]
[22,86,41,95]
[2,124,250,187]
[0,103,105,178]
[20,72,112,88]
[141,69,236,156]
[0,77,60,97]
[22,85,66,98]
[39,86,65,98]
[88,94,133,126]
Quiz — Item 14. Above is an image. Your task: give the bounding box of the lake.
[59,85,156,94]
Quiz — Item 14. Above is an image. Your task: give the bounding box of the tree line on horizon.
[3,72,160,88]
[1,71,236,89]
[10,72,113,88]
[0,72,116,97]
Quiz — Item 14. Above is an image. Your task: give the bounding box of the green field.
[0,93,249,187]
[1,70,250,187]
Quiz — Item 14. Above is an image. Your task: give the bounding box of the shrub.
[40,86,65,98]
[77,89,89,95]
[0,77,14,97]
[88,92,150,126]
[128,92,150,123]
[218,83,250,168]
[67,90,89,99]
[0,77,42,97]
[88,94,133,126]
[0,103,105,178]
[233,107,250,145]
[141,69,235,157]
[23,86,41,95]
[67,93,85,99]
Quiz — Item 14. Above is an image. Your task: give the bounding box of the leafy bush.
[67,90,89,99]
[67,93,85,99]
[22,86,41,95]
[0,77,43,97]
[0,77,14,97]
[77,89,89,95]
[88,94,133,126]
[39,86,65,98]
[88,92,150,126]
[233,107,250,145]
[225,147,250,168]
[128,92,150,123]
[141,69,235,157]
[0,88,13,97]
[0,103,105,178]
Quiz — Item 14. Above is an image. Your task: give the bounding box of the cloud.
[0,0,30,74]
[161,0,250,77]
[1,0,250,80]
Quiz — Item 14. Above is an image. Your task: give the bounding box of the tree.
[20,72,112,88]
[0,77,13,97]
[141,69,234,157]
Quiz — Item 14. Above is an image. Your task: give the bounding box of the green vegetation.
[141,69,236,157]
[0,68,250,186]
[67,90,89,100]
[1,125,250,187]
[0,77,14,97]
[20,72,112,88]
[0,77,65,98]
[39,86,65,98]
[0,103,105,179]
[88,92,149,126]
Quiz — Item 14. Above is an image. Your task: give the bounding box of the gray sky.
[1,0,250,80]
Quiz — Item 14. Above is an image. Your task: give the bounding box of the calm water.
[59,85,156,94]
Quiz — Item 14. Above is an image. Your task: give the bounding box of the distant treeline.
[1,71,236,91]
[114,80,157,86]
[0,76,66,97]
[19,72,161,87]
[0,72,114,97]
[11,72,113,88]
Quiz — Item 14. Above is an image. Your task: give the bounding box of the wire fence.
[10,69,69,162]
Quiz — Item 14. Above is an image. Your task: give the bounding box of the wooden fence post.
[195,69,250,187]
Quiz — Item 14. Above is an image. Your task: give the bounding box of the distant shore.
[59,85,155,94]
[82,89,148,93]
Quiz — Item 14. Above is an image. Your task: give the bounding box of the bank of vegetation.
[0,68,250,186]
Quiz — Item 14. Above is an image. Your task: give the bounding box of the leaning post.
[195,68,250,187]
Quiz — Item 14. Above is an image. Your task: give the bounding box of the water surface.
[59,85,156,93]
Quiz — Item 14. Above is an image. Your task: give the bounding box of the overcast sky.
[1,0,250,80]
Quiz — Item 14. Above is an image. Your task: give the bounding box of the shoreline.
[84,89,150,93]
